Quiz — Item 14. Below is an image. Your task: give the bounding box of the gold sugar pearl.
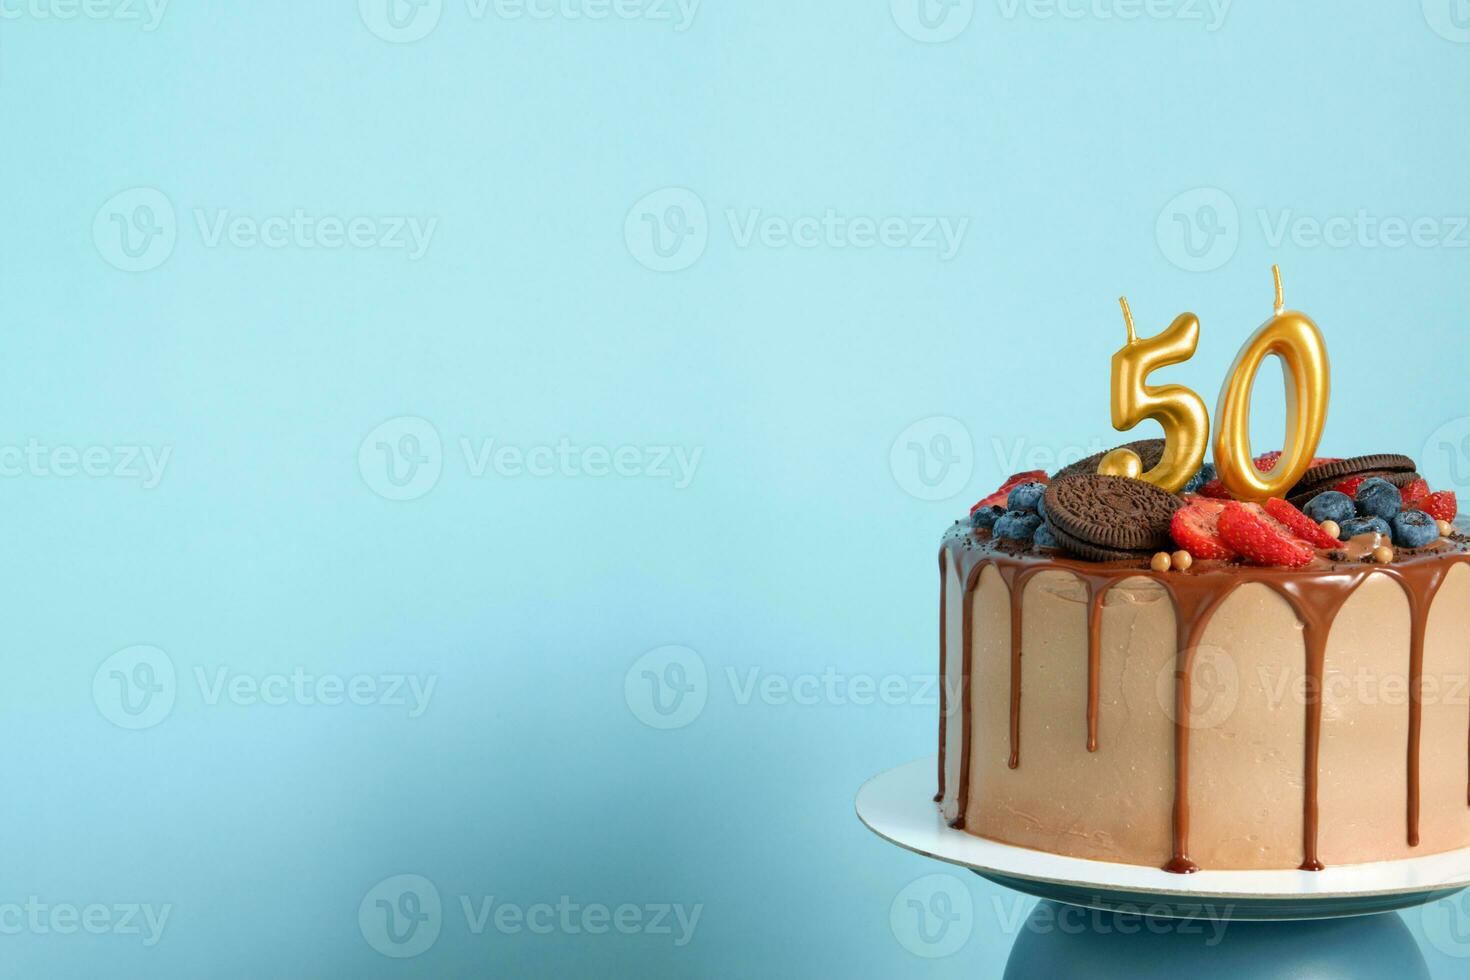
[1437,519,1453,537]
[1171,550,1194,572]
[1150,551,1173,573]
[1372,545,1394,565]
[1320,520,1341,540]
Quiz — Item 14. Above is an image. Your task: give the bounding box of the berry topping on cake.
[1169,498,1237,561]
[1264,497,1341,549]
[1182,462,1217,495]
[1006,482,1048,513]
[971,471,1049,513]
[1354,477,1403,521]
[994,510,1043,542]
[1339,516,1393,540]
[1421,490,1458,524]
[970,506,1003,530]
[1392,510,1439,548]
[1400,478,1431,509]
[1217,503,1314,568]
[1303,490,1355,526]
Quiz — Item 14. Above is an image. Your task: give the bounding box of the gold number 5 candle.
[1212,266,1331,502]
[1097,299,1209,493]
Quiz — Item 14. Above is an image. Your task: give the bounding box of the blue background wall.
[3,1,1470,975]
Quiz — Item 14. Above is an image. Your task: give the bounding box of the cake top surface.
[957,441,1464,578]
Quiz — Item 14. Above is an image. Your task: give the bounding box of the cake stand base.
[859,758,1470,976]
[1002,899,1428,979]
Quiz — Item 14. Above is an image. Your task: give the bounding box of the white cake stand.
[860,758,1470,976]
[859,757,1470,921]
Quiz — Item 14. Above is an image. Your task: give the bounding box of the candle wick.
[1118,297,1137,344]
[1272,264,1284,314]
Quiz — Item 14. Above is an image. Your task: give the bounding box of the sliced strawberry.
[1264,497,1340,549]
[970,470,1049,514]
[1422,490,1458,523]
[1170,498,1236,560]
[1253,450,1283,472]
[1217,503,1314,568]
[1400,478,1431,509]
[1198,479,1234,500]
[1332,475,1370,499]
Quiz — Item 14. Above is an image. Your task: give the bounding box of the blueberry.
[1355,478,1402,521]
[970,506,1003,530]
[1304,491,1355,526]
[1035,493,1048,522]
[1392,510,1439,548]
[1339,516,1392,540]
[1034,523,1059,549]
[1007,482,1047,513]
[1183,463,1217,495]
[995,510,1043,542]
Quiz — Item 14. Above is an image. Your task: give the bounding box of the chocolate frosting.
[938,520,1470,873]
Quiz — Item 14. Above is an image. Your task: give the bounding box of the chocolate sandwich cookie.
[1287,454,1417,498]
[1043,474,1183,553]
[1054,439,1166,482]
[1289,469,1423,509]
[1045,522,1151,563]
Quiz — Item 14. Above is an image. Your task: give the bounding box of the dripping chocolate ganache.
[937,451,1470,873]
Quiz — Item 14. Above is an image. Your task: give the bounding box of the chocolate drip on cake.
[938,522,1470,873]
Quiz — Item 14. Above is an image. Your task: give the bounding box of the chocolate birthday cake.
[936,276,1470,873]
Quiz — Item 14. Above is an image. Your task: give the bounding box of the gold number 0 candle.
[1097,299,1209,493]
[1212,266,1331,502]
